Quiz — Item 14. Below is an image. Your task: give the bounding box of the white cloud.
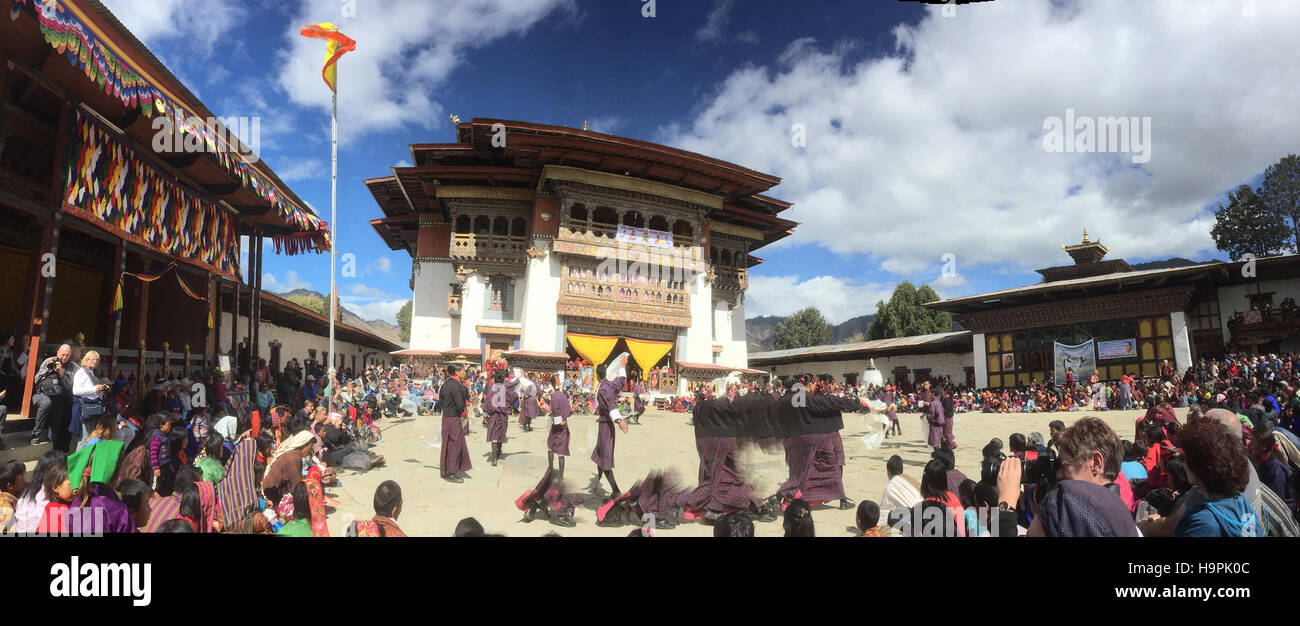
[931,273,968,296]
[394,159,412,168]
[339,297,408,324]
[745,274,893,325]
[262,271,313,293]
[584,115,627,135]
[100,0,241,57]
[661,1,1300,277]
[347,283,393,299]
[695,0,734,43]
[365,256,394,276]
[276,0,576,141]
[276,158,326,182]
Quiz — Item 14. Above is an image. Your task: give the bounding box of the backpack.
[35,365,63,397]
[340,451,371,472]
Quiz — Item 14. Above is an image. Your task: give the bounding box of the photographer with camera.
[1026,417,1138,537]
[29,344,75,449]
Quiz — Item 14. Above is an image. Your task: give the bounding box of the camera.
[982,450,1060,485]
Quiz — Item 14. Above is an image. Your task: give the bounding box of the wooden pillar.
[137,340,145,398]
[205,272,216,368]
[109,241,125,374]
[161,341,170,379]
[251,229,262,376]
[137,281,149,390]
[231,274,240,378]
[0,58,10,165]
[183,344,191,378]
[35,212,62,346]
[38,101,72,345]
[214,280,223,369]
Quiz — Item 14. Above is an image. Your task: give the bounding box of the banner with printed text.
[1097,339,1138,360]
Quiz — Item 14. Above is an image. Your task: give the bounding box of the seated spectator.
[1174,419,1263,537]
[880,454,922,511]
[1029,417,1137,537]
[857,500,887,537]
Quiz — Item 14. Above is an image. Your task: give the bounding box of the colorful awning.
[624,337,673,372]
[15,0,331,254]
[565,333,618,368]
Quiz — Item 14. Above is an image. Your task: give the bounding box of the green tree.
[1211,184,1291,261]
[841,332,866,344]
[396,300,413,343]
[1259,154,1300,253]
[867,281,951,339]
[284,292,329,317]
[772,307,832,350]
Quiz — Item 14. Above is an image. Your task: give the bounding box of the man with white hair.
[29,343,72,447]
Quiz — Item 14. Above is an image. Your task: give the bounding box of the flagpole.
[329,87,337,374]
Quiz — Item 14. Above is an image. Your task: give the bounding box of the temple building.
[368,118,792,391]
[0,0,359,418]
[926,231,1300,389]
[750,331,974,391]
[747,233,1300,392]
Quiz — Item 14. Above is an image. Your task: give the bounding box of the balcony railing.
[558,277,690,313]
[450,233,529,260]
[558,223,696,250]
[714,267,748,290]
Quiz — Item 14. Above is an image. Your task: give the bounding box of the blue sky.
[99,0,1300,325]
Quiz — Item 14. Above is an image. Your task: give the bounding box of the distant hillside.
[746,314,876,352]
[1129,257,1224,271]
[277,288,402,344]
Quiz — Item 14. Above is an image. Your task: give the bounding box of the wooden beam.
[163,152,202,168]
[231,204,272,216]
[203,182,242,196]
[111,107,141,131]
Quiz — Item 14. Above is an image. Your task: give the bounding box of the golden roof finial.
[582,120,589,131]
[1082,227,1089,243]
[449,114,461,125]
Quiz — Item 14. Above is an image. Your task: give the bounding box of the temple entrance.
[563,332,676,393]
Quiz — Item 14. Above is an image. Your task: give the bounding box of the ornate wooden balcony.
[556,276,693,327]
[713,267,748,291]
[553,224,701,269]
[449,233,529,262]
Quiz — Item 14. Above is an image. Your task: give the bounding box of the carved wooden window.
[488,276,511,313]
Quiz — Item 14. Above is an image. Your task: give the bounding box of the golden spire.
[449,114,461,124]
[582,120,589,131]
[1082,227,1090,243]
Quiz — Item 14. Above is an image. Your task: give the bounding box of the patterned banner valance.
[13,0,331,254]
[64,110,241,279]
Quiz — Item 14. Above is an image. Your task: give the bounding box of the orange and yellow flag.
[299,23,356,93]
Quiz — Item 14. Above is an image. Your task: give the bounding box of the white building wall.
[457,274,486,349]
[681,271,713,363]
[218,312,390,371]
[759,351,973,387]
[410,260,454,350]
[712,299,730,365]
[973,332,988,388]
[520,242,562,353]
[724,296,748,369]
